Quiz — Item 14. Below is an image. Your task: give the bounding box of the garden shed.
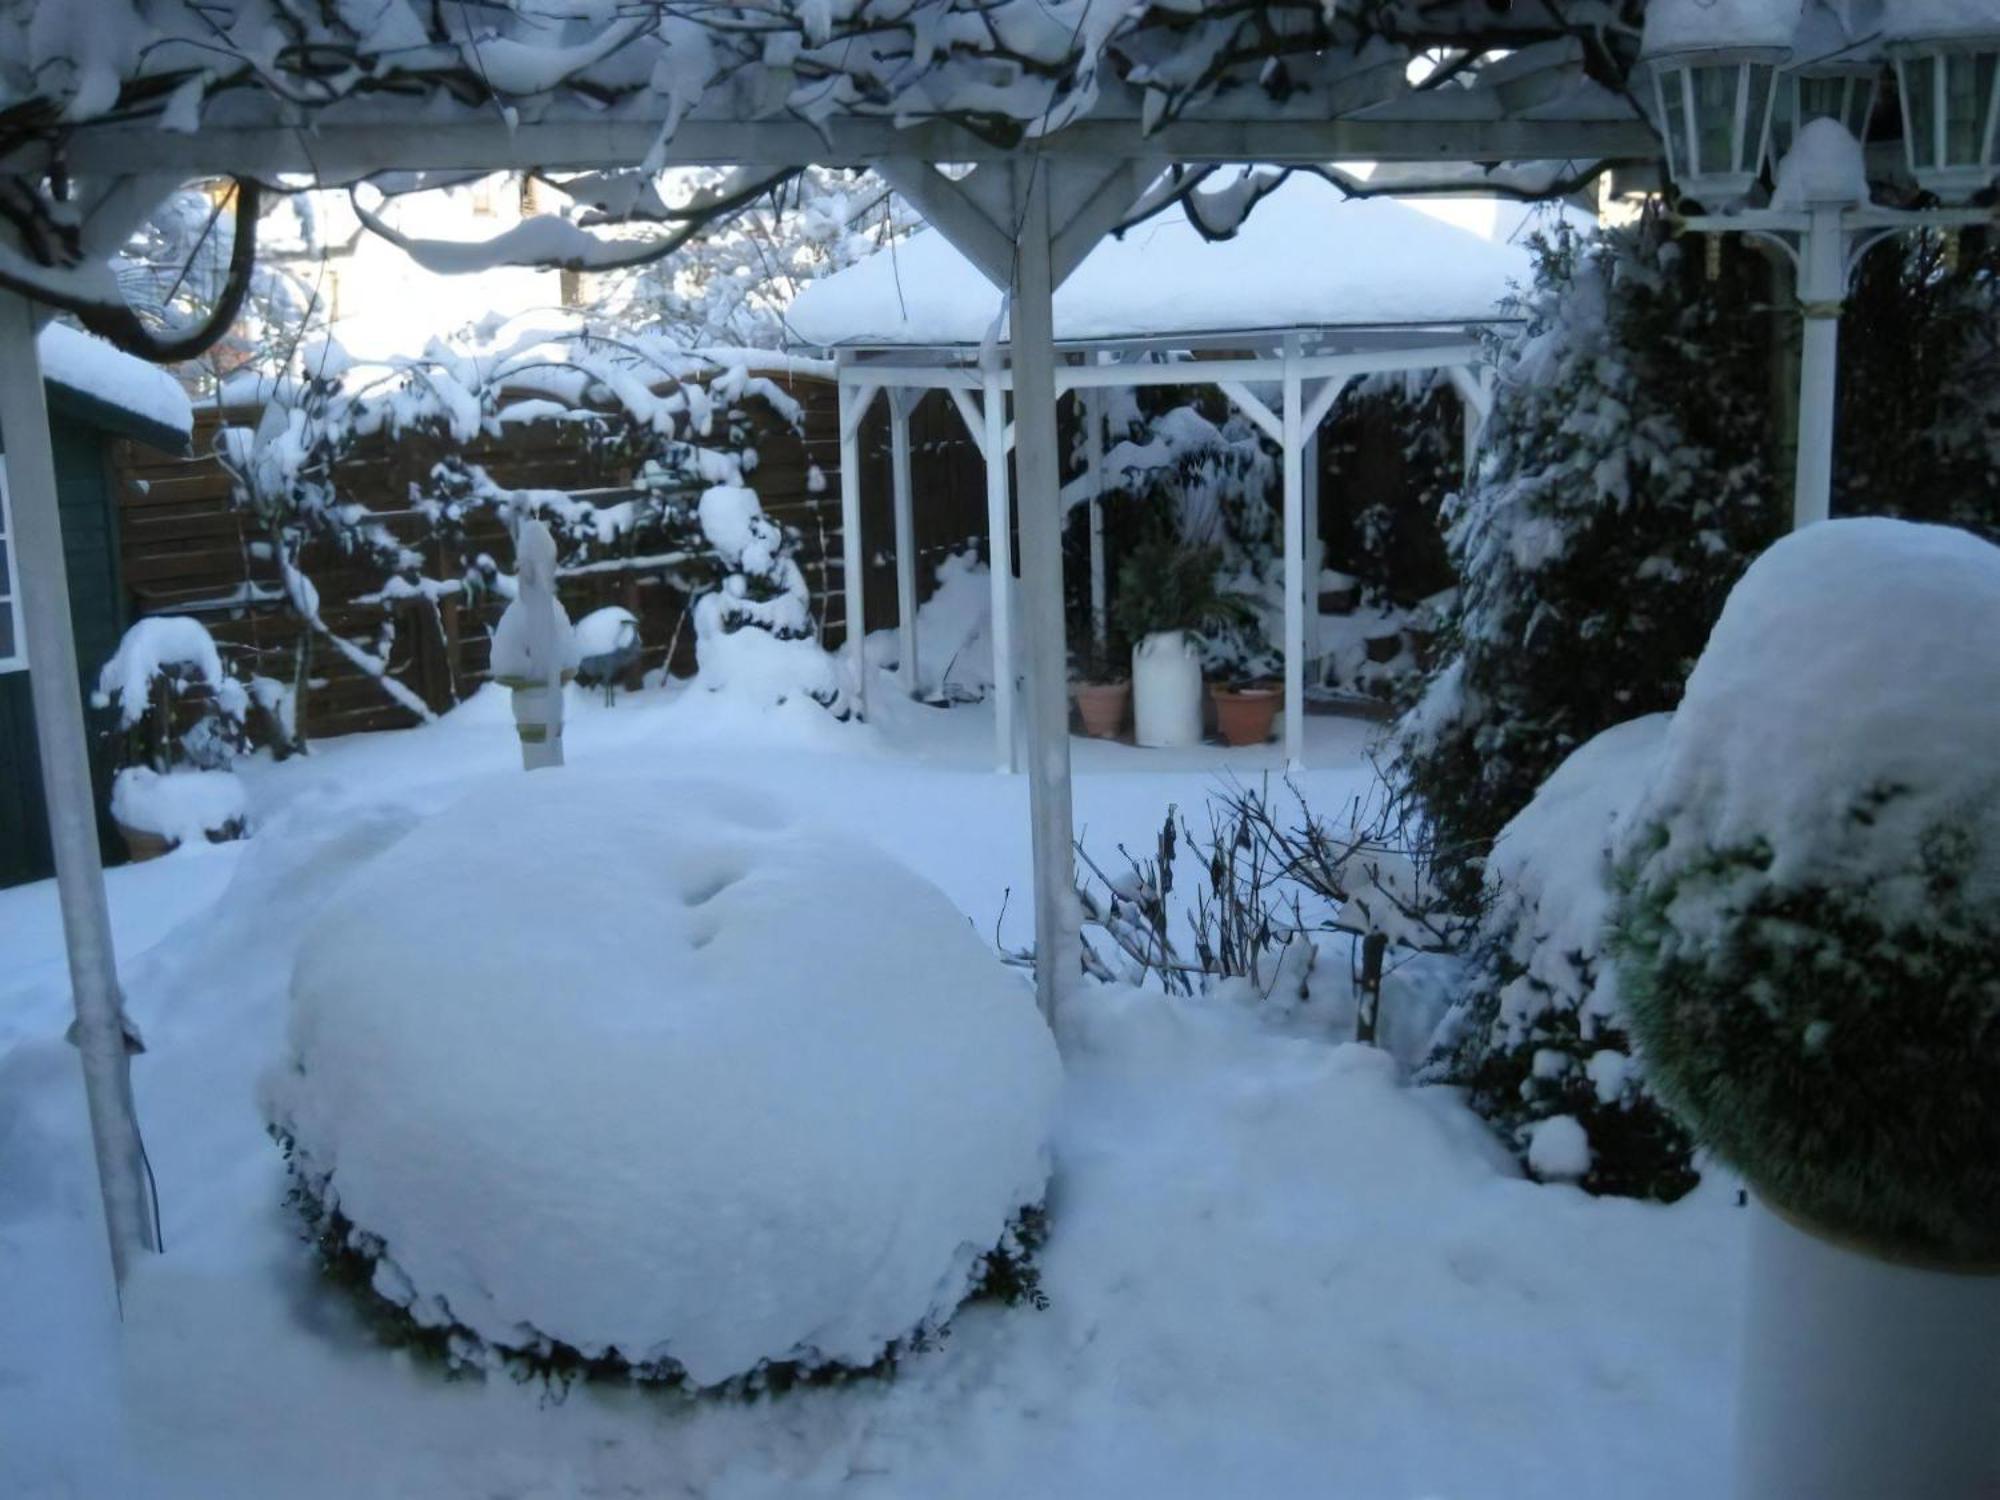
[786,177,1531,767]
[0,325,192,888]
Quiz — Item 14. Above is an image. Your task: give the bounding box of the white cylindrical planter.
[1736,1199,2000,1500]
[510,682,564,770]
[1131,631,1203,748]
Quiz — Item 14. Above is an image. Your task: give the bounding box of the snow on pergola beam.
[39,115,1660,180]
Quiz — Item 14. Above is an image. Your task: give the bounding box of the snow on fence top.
[786,180,1536,351]
[38,322,193,440]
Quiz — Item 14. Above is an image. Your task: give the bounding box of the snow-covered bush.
[691,483,850,715]
[266,772,1058,1388]
[1612,520,2000,1258]
[1425,715,1698,1199]
[864,549,997,702]
[1396,214,1781,903]
[93,617,252,848]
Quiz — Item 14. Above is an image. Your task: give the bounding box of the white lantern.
[1771,6,1880,166]
[1642,0,1803,207]
[1889,24,2000,201]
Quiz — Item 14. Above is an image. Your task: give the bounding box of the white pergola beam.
[889,391,919,698]
[1281,352,1306,768]
[1084,386,1108,648]
[45,116,1659,181]
[877,159,1016,288]
[982,367,1017,774]
[0,290,159,1289]
[1218,382,1283,445]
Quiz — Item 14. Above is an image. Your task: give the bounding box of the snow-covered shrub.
[1425,714,1698,1199]
[864,549,998,702]
[1395,214,1781,904]
[1611,520,2000,1258]
[266,772,1058,1388]
[691,483,850,715]
[93,617,251,847]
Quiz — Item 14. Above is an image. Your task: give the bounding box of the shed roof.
[36,324,194,454]
[785,179,1537,353]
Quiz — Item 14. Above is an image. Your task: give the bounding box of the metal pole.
[837,371,868,717]
[0,289,158,1289]
[890,391,920,697]
[1009,162,1080,1026]
[1792,207,1846,531]
[1281,347,1305,768]
[982,365,1016,772]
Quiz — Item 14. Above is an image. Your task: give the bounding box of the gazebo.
[786,178,1528,768]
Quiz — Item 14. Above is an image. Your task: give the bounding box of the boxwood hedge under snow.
[1612,519,2000,1262]
[265,771,1061,1388]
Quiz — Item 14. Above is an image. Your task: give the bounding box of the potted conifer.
[1114,532,1252,749]
[1611,520,2000,1500]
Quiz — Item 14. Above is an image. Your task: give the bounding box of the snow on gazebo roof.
[785,180,1535,353]
[37,323,193,450]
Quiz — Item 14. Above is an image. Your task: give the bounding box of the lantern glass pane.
[1940,52,1998,166]
[1905,54,1938,168]
[1660,68,1689,180]
[1691,63,1741,177]
[1743,63,1774,172]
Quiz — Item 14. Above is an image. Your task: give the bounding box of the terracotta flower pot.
[115,820,177,863]
[1072,680,1130,740]
[1210,682,1281,747]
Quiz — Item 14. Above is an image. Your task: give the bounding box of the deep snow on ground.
[0,678,1743,1500]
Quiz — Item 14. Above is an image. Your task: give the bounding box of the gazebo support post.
[1010,162,1081,1025]
[1280,346,1305,767]
[0,289,158,1290]
[837,369,879,716]
[890,390,919,697]
[1084,384,1108,647]
[1302,427,1322,666]
[981,366,1016,772]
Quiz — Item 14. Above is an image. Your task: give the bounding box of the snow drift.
[265,770,1060,1386]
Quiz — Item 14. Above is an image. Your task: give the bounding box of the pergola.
[785,180,1527,768]
[0,1,1677,1293]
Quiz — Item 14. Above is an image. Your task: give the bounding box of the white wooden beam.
[837,370,875,718]
[1303,375,1351,438]
[1218,381,1282,445]
[1281,350,1305,769]
[1008,162,1080,1028]
[1084,385,1108,647]
[877,159,1015,288]
[1303,427,1323,664]
[0,289,159,1289]
[889,390,919,698]
[981,367,1016,774]
[48,116,1661,181]
[1049,157,1164,285]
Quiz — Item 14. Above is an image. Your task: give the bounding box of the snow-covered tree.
[1396,215,1782,902]
[1403,215,1782,1199]
[1835,229,2000,540]
[596,168,915,350]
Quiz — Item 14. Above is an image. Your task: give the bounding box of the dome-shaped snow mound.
[267,772,1061,1387]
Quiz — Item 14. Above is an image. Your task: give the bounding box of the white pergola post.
[889,390,919,696]
[1010,162,1081,1026]
[837,369,879,716]
[0,290,158,1289]
[1084,384,1108,647]
[1280,348,1305,767]
[1792,206,1844,532]
[1302,426,1322,664]
[980,366,1017,773]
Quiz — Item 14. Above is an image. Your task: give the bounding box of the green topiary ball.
[1611,519,2000,1262]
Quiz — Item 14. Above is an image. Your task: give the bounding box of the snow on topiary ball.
[1612,519,2000,1261]
[266,771,1061,1387]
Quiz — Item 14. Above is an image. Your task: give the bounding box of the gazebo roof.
[786,180,1536,353]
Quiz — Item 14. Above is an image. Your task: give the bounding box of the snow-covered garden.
[6,1,2000,1497]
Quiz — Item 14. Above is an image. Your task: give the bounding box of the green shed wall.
[0,410,128,889]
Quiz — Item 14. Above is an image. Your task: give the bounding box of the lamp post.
[1644,0,2000,533]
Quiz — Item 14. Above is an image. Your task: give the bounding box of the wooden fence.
[111,376,992,742]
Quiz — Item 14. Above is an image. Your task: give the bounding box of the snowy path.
[0,683,1742,1499]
